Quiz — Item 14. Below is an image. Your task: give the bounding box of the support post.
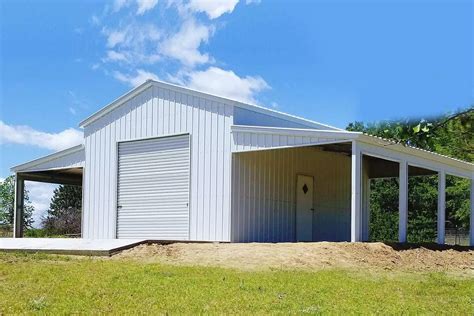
[351,141,362,242]
[13,173,25,238]
[470,179,474,247]
[361,157,371,241]
[398,160,408,243]
[437,171,446,244]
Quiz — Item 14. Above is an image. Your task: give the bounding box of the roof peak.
[79,79,343,131]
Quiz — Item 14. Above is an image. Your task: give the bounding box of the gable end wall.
[82,85,233,241]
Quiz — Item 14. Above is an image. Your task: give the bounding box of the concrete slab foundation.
[0,238,146,256]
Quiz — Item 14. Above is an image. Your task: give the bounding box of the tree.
[0,175,34,229]
[347,107,473,156]
[348,107,473,242]
[42,185,82,235]
[368,178,399,241]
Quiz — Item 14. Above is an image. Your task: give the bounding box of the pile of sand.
[113,242,474,274]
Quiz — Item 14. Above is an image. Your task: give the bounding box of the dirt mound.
[113,242,474,274]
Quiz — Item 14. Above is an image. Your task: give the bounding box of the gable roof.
[79,79,342,131]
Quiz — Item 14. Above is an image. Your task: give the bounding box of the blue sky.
[0,0,472,223]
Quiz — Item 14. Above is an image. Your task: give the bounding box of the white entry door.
[296,175,314,241]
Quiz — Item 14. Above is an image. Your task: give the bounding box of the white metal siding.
[82,86,233,240]
[232,131,342,153]
[117,135,190,239]
[232,146,351,242]
[231,126,355,153]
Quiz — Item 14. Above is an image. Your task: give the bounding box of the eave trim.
[11,144,85,172]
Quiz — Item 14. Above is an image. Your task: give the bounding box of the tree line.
[0,179,81,237]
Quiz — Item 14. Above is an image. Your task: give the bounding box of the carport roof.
[11,144,85,173]
[231,125,474,179]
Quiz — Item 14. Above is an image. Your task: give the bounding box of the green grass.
[0,252,473,314]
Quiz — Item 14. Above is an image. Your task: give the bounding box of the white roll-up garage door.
[117,134,190,239]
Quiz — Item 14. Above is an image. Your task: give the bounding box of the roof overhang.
[357,135,473,179]
[231,125,359,153]
[11,145,85,173]
[231,125,474,179]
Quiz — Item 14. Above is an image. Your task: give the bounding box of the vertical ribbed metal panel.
[231,146,351,242]
[117,135,190,239]
[82,85,233,241]
[231,130,342,152]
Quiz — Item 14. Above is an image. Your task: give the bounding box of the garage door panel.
[118,180,189,187]
[118,220,189,226]
[119,143,188,155]
[117,134,190,239]
[118,171,189,179]
[119,218,188,221]
[118,205,189,211]
[118,153,189,164]
[119,191,189,197]
[118,214,189,219]
[118,184,188,191]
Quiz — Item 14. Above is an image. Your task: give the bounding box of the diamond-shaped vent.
[302,184,308,194]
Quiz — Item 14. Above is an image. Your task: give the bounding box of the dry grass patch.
[114,242,474,275]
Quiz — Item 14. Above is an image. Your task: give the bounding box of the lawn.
[0,252,473,314]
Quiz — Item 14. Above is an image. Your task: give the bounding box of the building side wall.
[231,146,351,242]
[82,85,233,241]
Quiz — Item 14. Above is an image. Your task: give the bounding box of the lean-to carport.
[231,125,474,245]
[11,145,85,237]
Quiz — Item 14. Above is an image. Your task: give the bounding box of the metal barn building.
[11,80,474,245]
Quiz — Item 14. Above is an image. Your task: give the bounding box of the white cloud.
[96,0,268,105]
[90,14,101,26]
[104,50,129,62]
[245,0,261,4]
[106,30,126,48]
[69,107,77,115]
[183,66,269,104]
[136,0,159,15]
[113,0,158,15]
[187,0,239,19]
[0,121,83,151]
[113,0,132,12]
[25,181,58,228]
[160,18,214,66]
[103,24,162,64]
[114,69,160,87]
